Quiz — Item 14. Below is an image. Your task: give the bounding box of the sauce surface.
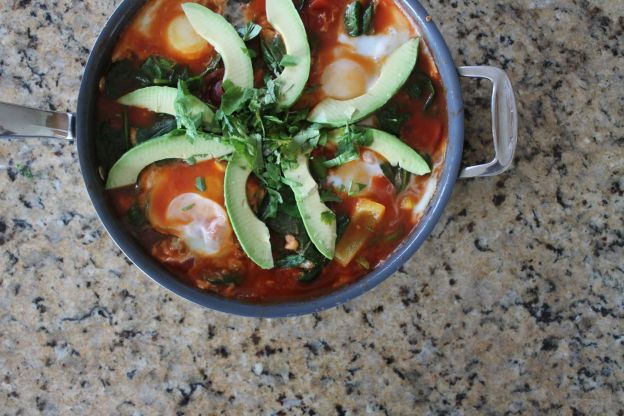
[98,0,448,303]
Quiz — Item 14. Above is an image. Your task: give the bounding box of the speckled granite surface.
[0,0,622,414]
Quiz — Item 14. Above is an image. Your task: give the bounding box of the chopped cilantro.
[321,210,336,225]
[182,203,196,212]
[280,54,299,67]
[195,177,207,192]
[238,22,262,41]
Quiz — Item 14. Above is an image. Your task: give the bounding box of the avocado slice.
[224,154,274,269]
[182,3,253,88]
[118,86,215,125]
[266,0,311,108]
[105,131,233,189]
[283,154,337,259]
[330,127,431,175]
[308,38,420,127]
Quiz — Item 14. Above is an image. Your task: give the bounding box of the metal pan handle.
[458,66,518,178]
[0,102,75,141]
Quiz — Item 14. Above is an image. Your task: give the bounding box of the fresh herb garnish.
[348,181,367,196]
[242,47,258,58]
[182,203,196,211]
[280,54,299,67]
[275,254,306,268]
[195,177,207,192]
[238,22,263,41]
[324,125,373,167]
[320,189,342,203]
[261,35,286,77]
[321,210,336,225]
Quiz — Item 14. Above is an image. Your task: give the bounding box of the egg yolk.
[165,193,234,257]
[166,14,210,58]
[321,59,370,100]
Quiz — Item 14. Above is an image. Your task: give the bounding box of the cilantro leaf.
[238,22,262,41]
[195,176,207,192]
[280,54,299,67]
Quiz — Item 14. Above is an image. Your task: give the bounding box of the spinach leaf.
[344,1,363,37]
[381,162,411,192]
[96,122,128,173]
[136,56,188,87]
[407,71,436,110]
[293,0,306,11]
[206,275,242,286]
[336,214,350,239]
[310,156,328,180]
[275,254,306,268]
[377,105,409,135]
[127,203,147,227]
[362,2,376,35]
[104,60,139,99]
[136,115,177,143]
[298,263,324,283]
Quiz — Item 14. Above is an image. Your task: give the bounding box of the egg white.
[164,193,233,257]
[327,150,385,196]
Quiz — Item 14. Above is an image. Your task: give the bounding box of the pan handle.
[0,102,75,141]
[457,66,518,178]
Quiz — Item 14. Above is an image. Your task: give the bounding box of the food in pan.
[97,0,447,302]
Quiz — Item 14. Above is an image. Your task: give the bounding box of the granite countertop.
[0,0,622,414]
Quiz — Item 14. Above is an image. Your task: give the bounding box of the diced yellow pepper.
[400,196,415,211]
[335,198,386,267]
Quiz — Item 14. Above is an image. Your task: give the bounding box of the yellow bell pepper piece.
[334,198,386,267]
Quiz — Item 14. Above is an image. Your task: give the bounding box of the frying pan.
[0,0,517,317]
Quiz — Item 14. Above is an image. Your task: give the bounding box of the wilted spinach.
[136,114,177,143]
[407,71,436,110]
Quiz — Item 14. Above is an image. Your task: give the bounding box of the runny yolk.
[166,14,210,58]
[321,58,370,100]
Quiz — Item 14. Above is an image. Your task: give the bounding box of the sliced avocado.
[224,154,274,269]
[265,0,311,108]
[283,154,337,259]
[105,131,233,189]
[118,86,214,125]
[182,3,253,88]
[118,86,177,115]
[307,38,420,126]
[330,127,431,175]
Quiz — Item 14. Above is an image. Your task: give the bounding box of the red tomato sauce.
[100,0,448,303]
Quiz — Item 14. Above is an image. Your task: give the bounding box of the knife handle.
[0,102,75,141]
